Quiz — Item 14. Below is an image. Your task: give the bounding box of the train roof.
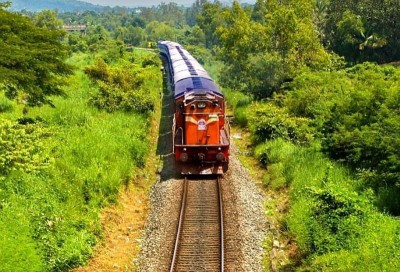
[158,41,223,98]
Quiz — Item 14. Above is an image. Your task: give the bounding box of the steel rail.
[217,176,225,272]
[169,176,224,272]
[169,177,188,272]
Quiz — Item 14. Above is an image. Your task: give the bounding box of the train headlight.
[180,153,188,162]
[197,102,206,108]
[216,152,225,162]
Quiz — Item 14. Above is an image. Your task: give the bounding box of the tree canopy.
[0,7,72,107]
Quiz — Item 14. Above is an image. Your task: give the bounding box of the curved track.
[170,177,224,272]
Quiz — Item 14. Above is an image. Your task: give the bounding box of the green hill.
[3,0,106,12]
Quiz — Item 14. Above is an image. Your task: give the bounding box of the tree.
[185,0,207,26]
[251,0,267,23]
[324,0,400,63]
[0,8,72,107]
[0,1,10,8]
[185,26,206,46]
[86,24,110,48]
[215,1,271,93]
[157,2,184,27]
[33,10,63,31]
[196,0,224,49]
[145,21,177,42]
[213,0,332,98]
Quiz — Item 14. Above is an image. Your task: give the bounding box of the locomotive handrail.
[172,116,176,152]
[182,112,222,115]
[225,119,231,144]
[176,127,184,146]
[174,143,229,147]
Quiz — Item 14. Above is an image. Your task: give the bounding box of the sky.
[83,0,197,7]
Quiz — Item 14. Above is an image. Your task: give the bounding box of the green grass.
[259,139,400,271]
[0,94,15,114]
[221,88,252,127]
[0,195,45,272]
[0,50,161,271]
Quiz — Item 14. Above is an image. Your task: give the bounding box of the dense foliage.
[324,0,400,63]
[0,7,72,106]
[284,64,400,191]
[0,120,51,175]
[0,6,161,268]
[54,1,209,52]
[218,0,400,270]
[257,139,400,271]
[84,55,160,114]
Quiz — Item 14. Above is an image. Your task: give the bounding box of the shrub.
[89,81,154,113]
[248,103,313,145]
[0,120,52,175]
[280,63,400,214]
[257,138,400,271]
[184,45,213,65]
[0,49,161,270]
[85,58,157,114]
[0,97,14,113]
[142,54,161,68]
[303,186,367,254]
[223,88,252,127]
[83,58,110,82]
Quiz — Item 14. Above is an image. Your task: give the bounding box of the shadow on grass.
[156,58,180,181]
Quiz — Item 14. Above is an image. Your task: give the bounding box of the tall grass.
[0,50,161,270]
[259,139,400,271]
[222,88,252,127]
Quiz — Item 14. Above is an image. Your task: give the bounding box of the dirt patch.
[74,186,148,272]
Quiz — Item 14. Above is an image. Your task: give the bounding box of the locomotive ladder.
[170,177,224,272]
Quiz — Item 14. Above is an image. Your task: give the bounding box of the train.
[158,41,230,175]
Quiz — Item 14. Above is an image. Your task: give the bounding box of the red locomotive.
[158,41,230,175]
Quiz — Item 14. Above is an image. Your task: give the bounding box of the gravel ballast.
[136,142,267,271]
[222,143,267,272]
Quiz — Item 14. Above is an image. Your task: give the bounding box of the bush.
[248,103,313,145]
[142,54,161,68]
[184,45,213,65]
[85,58,157,114]
[89,81,154,113]
[0,120,52,175]
[303,186,367,254]
[0,96,14,113]
[84,58,110,82]
[255,139,298,189]
[223,88,252,127]
[279,63,400,214]
[258,139,400,271]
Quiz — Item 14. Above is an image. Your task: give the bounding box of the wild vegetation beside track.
[210,1,400,270]
[224,66,400,270]
[2,0,400,271]
[0,46,161,270]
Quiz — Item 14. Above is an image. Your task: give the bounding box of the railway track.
[169,176,224,272]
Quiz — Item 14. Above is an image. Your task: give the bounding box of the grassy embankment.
[0,49,161,271]
[223,63,400,271]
